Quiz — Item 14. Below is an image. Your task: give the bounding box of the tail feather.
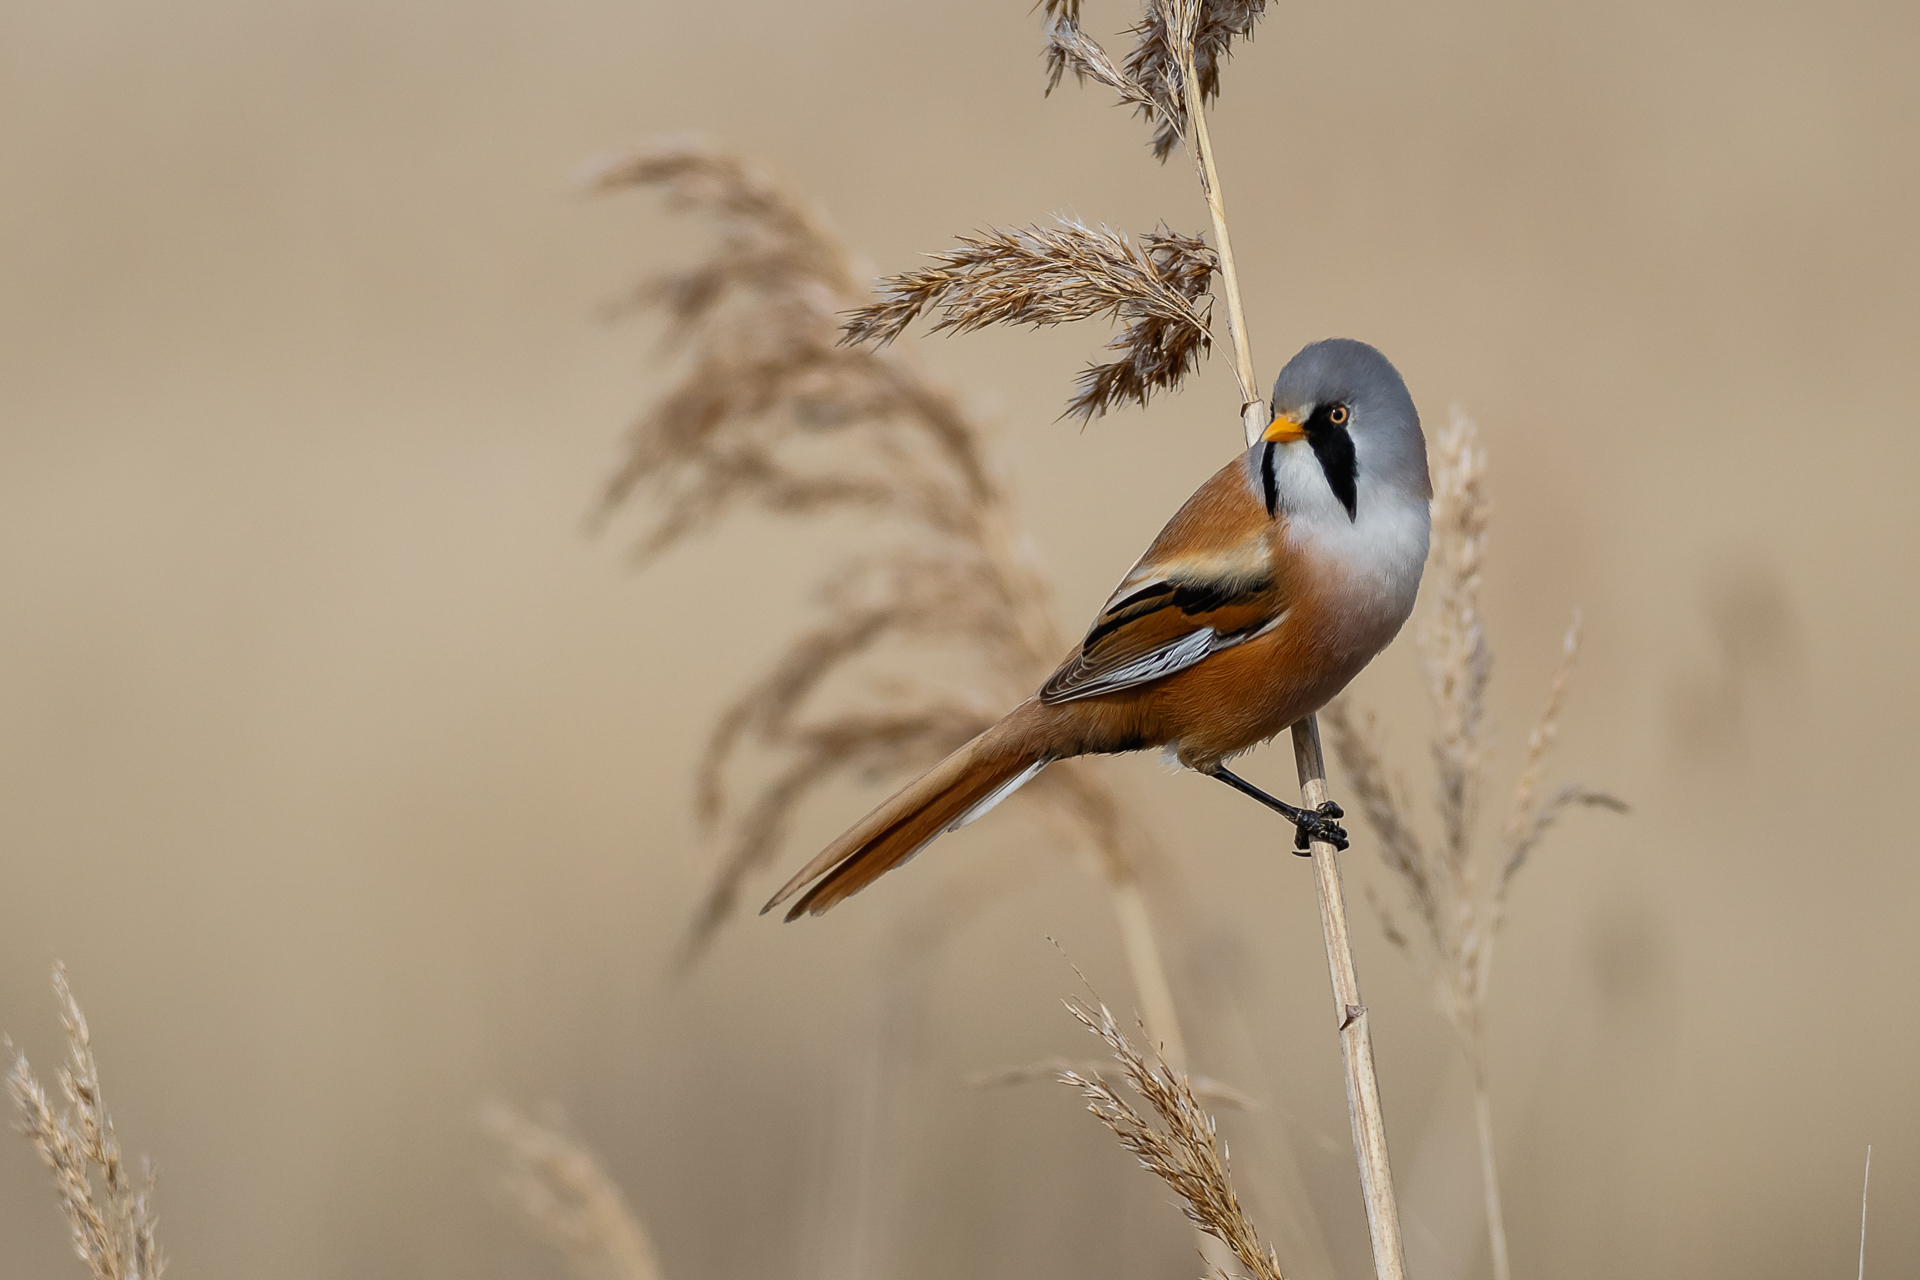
[761,731,1048,921]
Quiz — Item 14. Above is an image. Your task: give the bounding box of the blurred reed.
[1324,407,1626,1280]
[482,1102,665,1280]
[584,141,1200,1072]
[6,963,166,1280]
[1859,1145,1871,1280]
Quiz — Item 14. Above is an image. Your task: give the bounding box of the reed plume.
[842,219,1217,421]
[6,963,165,1280]
[1324,407,1626,1280]
[482,1102,666,1280]
[1042,0,1269,161]
[854,3,1274,420]
[1060,995,1284,1280]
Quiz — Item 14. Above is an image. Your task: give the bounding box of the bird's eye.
[1328,404,1350,426]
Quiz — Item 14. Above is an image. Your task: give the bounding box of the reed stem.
[1170,8,1412,1273]
[1109,863,1250,1277]
[1108,874,1190,1071]
[1471,1065,1511,1280]
[1168,2,1264,444]
[1292,718,1409,1280]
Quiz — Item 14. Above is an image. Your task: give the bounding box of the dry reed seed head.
[1328,410,1622,1278]
[841,222,1201,342]
[841,220,1217,420]
[482,1102,666,1280]
[1123,0,1270,159]
[1061,998,1286,1280]
[1419,409,1494,873]
[583,143,854,293]
[692,551,1039,832]
[1503,610,1580,846]
[591,141,948,558]
[9,965,165,1280]
[1494,608,1628,902]
[588,140,1001,544]
[1497,784,1628,908]
[968,1056,1259,1109]
[1323,698,1441,933]
[1043,14,1162,117]
[1361,881,1413,953]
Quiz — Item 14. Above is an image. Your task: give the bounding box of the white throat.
[1258,441,1430,643]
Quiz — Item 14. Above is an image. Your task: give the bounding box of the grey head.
[1258,338,1431,522]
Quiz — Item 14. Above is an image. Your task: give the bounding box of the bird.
[763,338,1432,922]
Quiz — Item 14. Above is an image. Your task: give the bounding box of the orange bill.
[1262,413,1306,443]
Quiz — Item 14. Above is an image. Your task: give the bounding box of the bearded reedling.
[766,338,1431,920]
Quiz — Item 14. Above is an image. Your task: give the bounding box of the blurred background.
[2,1,1916,1277]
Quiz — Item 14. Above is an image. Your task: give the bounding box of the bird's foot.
[1291,800,1348,855]
[1206,767,1349,855]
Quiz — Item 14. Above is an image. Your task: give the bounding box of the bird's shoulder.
[1040,454,1290,704]
[1135,451,1275,564]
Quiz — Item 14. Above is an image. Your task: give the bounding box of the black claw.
[1291,812,1347,854]
[1304,801,1349,851]
[1207,767,1353,857]
[1300,816,1349,852]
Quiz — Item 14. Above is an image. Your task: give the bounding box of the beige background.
[2,1,1916,1277]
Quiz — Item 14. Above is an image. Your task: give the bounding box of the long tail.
[761,726,1049,922]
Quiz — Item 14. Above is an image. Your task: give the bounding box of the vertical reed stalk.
[1107,874,1191,1071]
[1292,720,1408,1280]
[1471,1059,1510,1280]
[1111,873,1242,1277]
[1169,9,1410,1274]
[1859,1145,1871,1280]
[1163,2,1263,444]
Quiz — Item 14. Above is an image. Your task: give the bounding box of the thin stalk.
[1108,875,1190,1071]
[1292,718,1409,1280]
[1109,862,1243,1277]
[1167,7,1411,1274]
[1167,1,1265,444]
[1471,1069,1512,1280]
[1859,1145,1872,1280]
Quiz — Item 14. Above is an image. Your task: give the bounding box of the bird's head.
[1259,338,1431,521]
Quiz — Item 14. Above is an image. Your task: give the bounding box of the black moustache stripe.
[1310,426,1358,521]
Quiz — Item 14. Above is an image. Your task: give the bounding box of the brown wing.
[1041,457,1290,704]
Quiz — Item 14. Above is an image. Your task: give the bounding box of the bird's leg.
[1207,766,1349,854]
